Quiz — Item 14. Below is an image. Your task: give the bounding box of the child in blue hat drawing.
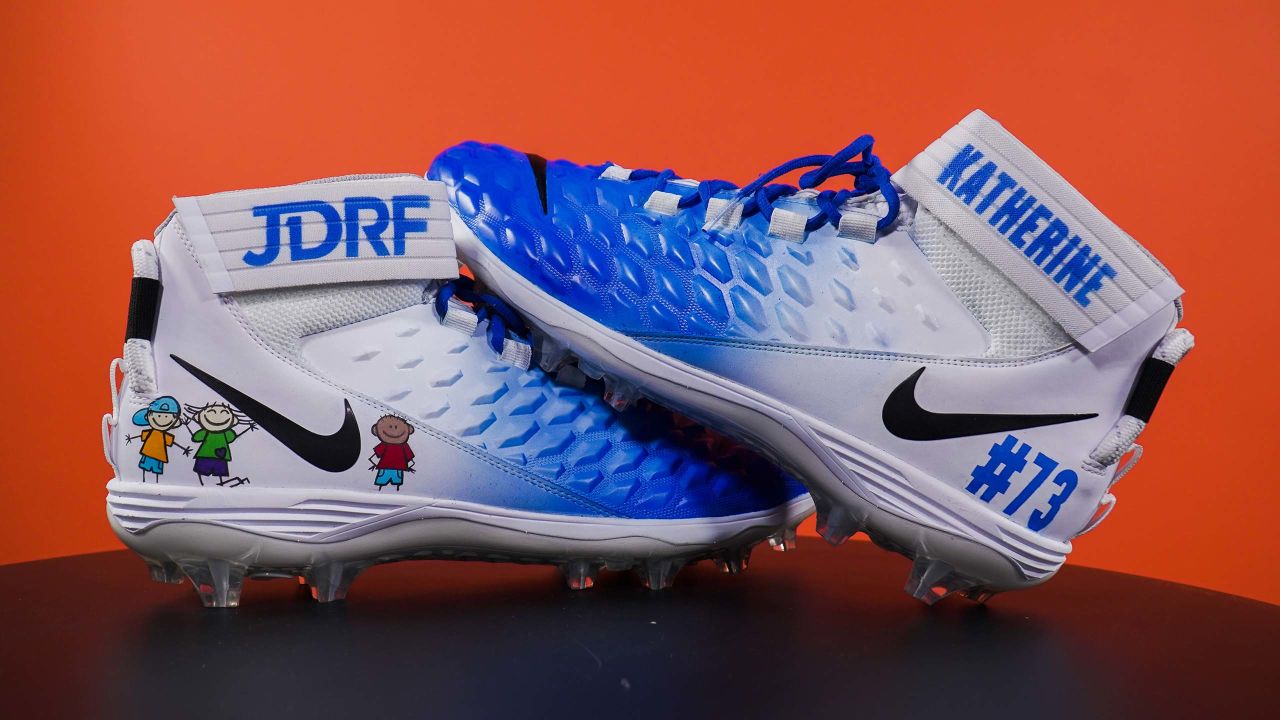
[124,396,192,482]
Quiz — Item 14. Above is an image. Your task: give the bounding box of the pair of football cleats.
[103,111,1192,607]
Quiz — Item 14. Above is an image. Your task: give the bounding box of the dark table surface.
[0,540,1274,719]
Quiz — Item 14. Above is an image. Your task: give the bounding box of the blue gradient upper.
[423,144,831,519]
[429,142,908,351]
[411,316,808,519]
[301,294,807,520]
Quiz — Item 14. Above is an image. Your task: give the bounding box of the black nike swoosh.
[171,354,361,472]
[882,367,1097,441]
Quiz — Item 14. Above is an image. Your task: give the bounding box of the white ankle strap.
[173,174,457,294]
[894,110,1182,352]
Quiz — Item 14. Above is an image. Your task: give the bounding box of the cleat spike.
[713,545,753,574]
[636,558,685,590]
[767,527,798,552]
[576,359,606,381]
[179,559,246,608]
[601,375,640,411]
[561,560,601,590]
[816,503,862,546]
[554,364,588,389]
[537,335,572,372]
[904,557,978,606]
[962,587,996,604]
[305,562,364,603]
[146,560,185,585]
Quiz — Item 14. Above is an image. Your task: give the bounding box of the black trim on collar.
[526,153,549,214]
[1124,357,1175,423]
[125,277,161,342]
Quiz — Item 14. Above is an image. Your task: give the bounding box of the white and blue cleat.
[430,110,1195,604]
[103,175,813,607]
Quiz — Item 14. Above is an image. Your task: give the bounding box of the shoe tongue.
[892,110,1181,352]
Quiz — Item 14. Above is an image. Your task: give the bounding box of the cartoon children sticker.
[124,396,192,482]
[369,415,415,491]
[184,402,256,487]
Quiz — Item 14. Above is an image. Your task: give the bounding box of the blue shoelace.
[630,135,900,234]
[435,276,529,355]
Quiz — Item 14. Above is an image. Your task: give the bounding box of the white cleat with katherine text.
[431,110,1194,603]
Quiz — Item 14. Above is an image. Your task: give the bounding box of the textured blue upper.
[425,144,822,519]
[429,142,892,348]
[416,322,808,519]
[305,295,807,520]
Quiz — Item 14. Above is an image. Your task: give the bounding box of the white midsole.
[455,218,1070,587]
[107,478,814,562]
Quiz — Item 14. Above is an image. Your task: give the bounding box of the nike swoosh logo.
[882,367,1097,441]
[171,354,361,472]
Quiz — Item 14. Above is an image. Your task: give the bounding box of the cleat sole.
[107,492,812,607]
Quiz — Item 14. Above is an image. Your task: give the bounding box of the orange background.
[1,1,1276,603]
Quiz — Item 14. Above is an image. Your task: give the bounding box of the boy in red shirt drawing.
[369,415,415,491]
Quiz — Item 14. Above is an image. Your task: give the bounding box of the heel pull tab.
[1123,327,1195,423]
[1089,328,1194,468]
[125,239,161,342]
[122,240,159,399]
[1124,358,1175,424]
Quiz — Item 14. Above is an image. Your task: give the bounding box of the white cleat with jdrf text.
[102,175,812,607]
